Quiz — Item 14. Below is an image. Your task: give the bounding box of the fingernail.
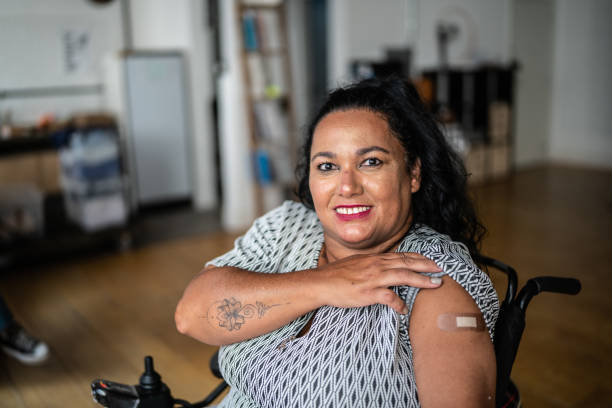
[401,305,409,315]
[430,277,442,285]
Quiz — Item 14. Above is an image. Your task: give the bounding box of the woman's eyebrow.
[311,151,335,162]
[311,146,391,162]
[356,146,391,155]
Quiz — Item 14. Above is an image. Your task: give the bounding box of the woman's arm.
[410,275,496,407]
[175,253,443,346]
[175,266,322,346]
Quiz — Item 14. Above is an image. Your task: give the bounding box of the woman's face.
[309,109,421,253]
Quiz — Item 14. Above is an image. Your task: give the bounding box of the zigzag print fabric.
[207,201,499,408]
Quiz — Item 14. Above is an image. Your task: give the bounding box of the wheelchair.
[91,256,581,408]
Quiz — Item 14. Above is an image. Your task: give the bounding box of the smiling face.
[309,109,421,257]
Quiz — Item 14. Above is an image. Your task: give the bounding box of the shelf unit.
[421,64,517,184]
[0,119,132,269]
[237,0,298,216]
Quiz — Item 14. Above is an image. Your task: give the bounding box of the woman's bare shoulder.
[409,275,496,407]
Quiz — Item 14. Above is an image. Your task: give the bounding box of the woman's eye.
[316,162,337,171]
[361,158,382,167]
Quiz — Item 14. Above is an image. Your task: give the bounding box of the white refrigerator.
[104,51,193,208]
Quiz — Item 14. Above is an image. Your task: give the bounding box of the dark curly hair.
[295,77,486,258]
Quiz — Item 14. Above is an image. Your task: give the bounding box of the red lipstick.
[334,205,372,221]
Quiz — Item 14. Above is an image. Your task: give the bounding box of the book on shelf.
[263,54,286,97]
[252,148,275,185]
[253,100,288,143]
[242,10,259,51]
[242,0,283,6]
[251,145,293,187]
[256,9,284,51]
[246,54,286,99]
[269,144,293,185]
[241,7,285,53]
[246,53,266,98]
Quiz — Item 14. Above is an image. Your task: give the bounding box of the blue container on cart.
[59,128,127,232]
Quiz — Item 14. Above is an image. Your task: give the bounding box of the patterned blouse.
[207,201,499,407]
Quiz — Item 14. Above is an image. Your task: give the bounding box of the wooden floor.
[1,164,610,407]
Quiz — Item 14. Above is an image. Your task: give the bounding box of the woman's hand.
[175,252,442,345]
[315,252,443,314]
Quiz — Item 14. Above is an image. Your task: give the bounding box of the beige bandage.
[437,313,485,331]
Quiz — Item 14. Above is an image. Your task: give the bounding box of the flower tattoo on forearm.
[205,297,283,331]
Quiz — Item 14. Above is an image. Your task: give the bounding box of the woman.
[175,78,498,407]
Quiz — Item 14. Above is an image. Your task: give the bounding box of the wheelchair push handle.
[475,255,518,304]
[517,276,582,311]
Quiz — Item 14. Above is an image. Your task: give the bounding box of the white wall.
[548,0,612,168]
[129,0,218,210]
[327,0,513,85]
[0,0,123,122]
[512,0,555,167]
[414,0,513,69]
[328,0,415,86]
[130,0,191,47]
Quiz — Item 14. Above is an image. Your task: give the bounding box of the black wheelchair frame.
[91,256,581,408]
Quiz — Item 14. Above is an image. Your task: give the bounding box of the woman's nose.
[338,170,363,196]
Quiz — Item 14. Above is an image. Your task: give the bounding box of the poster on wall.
[62,29,91,74]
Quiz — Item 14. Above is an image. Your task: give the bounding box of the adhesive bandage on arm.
[437,313,485,331]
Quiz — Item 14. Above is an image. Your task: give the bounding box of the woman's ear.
[410,158,422,193]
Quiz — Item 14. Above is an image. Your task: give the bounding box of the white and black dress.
[207,201,499,408]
